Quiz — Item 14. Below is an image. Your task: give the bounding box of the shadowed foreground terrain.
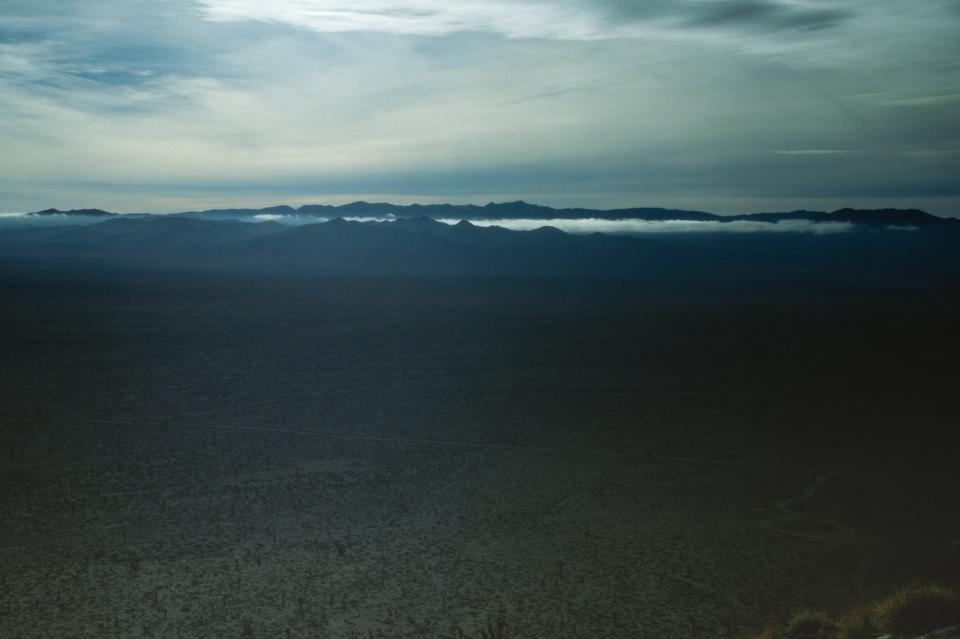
[1,221,959,637]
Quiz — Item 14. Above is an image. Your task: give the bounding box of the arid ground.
[2,258,958,638]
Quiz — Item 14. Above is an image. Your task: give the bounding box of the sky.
[1,0,959,215]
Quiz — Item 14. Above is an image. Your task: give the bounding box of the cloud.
[197,0,857,41]
[240,214,863,234]
[250,213,395,224]
[683,1,853,32]
[242,214,859,234]
[774,149,856,156]
[0,212,109,228]
[0,211,858,235]
[878,94,960,107]
[199,0,614,40]
[1,1,958,215]
[437,218,855,234]
[885,225,919,231]
[904,150,960,159]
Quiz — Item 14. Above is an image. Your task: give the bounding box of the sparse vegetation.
[783,611,836,639]
[743,585,960,639]
[3,259,960,638]
[835,605,876,639]
[874,584,960,637]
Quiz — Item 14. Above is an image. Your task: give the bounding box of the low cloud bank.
[251,214,857,234]
[251,214,397,224]
[437,218,856,235]
[2,213,921,235]
[0,212,109,227]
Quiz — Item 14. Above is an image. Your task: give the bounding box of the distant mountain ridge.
[724,207,953,227]
[24,201,958,226]
[4,205,959,292]
[28,208,115,217]
[167,200,721,222]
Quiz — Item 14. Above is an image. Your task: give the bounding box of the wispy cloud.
[1,0,958,214]
[681,1,853,32]
[200,0,608,40]
[774,149,857,156]
[904,150,960,159]
[878,94,960,107]
[198,0,859,41]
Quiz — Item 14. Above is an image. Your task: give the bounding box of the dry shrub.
[836,605,876,639]
[783,611,837,639]
[874,584,960,637]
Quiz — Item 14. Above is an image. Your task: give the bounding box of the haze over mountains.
[15,201,960,227]
[2,201,957,293]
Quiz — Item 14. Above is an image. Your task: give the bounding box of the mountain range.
[2,203,957,292]
[23,201,959,227]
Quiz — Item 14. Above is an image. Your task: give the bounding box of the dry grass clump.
[741,584,960,639]
[782,611,837,639]
[873,584,960,637]
[835,605,876,639]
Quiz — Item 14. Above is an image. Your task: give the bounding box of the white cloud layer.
[196,0,882,43]
[200,0,614,40]
[0,212,110,227]
[436,218,856,234]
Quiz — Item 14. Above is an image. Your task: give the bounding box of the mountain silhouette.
[149,201,960,226]
[28,208,115,217]
[2,206,957,292]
